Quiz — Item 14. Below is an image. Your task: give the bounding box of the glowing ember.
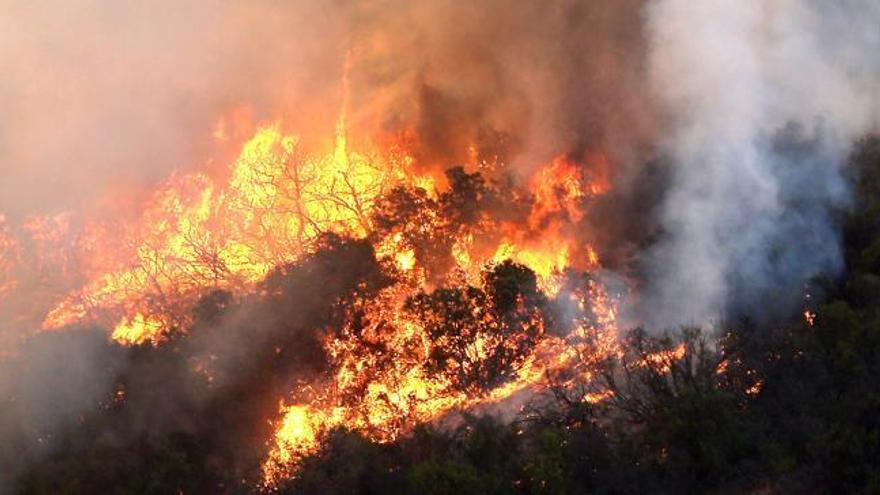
[804,310,816,326]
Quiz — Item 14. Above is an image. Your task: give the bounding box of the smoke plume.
[642,0,880,328]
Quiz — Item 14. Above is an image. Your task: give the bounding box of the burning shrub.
[405,261,547,395]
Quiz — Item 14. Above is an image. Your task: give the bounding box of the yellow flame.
[24,98,625,488]
[111,313,165,345]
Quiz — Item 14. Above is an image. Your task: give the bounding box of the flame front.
[10,101,629,487]
[41,119,425,342]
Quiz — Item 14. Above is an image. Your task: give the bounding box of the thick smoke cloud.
[0,0,353,217]
[340,0,655,175]
[641,0,880,328]
[0,0,652,219]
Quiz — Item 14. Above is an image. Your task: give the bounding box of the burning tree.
[406,261,547,395]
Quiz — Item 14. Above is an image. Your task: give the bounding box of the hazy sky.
[0,0,349,217]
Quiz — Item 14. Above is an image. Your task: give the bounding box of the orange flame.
[5,99,622,485]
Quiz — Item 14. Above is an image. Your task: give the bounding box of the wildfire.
[262,274,622,485]
[804,309,816,326]
[640,342,687,374]
[270,405,321,466]
[111,313,166,345]
[0,216,19,299]
[3,89,625,487]
[40,117,429,342]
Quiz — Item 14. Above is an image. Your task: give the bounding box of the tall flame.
[11,92,625,486]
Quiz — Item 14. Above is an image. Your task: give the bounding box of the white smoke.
[643,0,880,328]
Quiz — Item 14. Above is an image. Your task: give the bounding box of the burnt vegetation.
[1,138,880,494]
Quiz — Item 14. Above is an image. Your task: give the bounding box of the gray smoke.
[0,328,122,491]
[642,0,880,329]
